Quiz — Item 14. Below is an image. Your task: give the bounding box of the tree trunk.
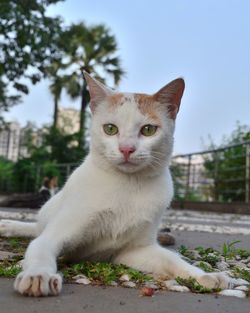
[53,96,58,129]
[79,83,88,149]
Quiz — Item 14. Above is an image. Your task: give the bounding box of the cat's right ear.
[83,71,113,113]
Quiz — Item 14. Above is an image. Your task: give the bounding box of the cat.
[0,72,231,296]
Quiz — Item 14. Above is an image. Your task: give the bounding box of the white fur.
[0,81,231,296]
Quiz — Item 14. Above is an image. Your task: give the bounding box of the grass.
[176,277,221,293]
[0,236,250,296]
[0,258,22,277]
[61,261,152,285]
[178,241,250,291]
[232,267,250,283]
[222,240,242,261]
[195,261,214,273]
[0,236,29,254]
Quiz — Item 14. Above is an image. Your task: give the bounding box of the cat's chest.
[98,175,167,209]
[93,174,171,232]
[72,164,173,234]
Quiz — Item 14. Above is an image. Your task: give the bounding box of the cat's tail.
[0,219,37,238]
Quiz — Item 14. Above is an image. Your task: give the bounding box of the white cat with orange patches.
[0,73,231,296]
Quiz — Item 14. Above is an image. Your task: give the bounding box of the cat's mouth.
[115,158,146,173]
[119,160,137,166]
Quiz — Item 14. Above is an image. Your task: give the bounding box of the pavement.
[0,207,250,312]
[1,278,250,313]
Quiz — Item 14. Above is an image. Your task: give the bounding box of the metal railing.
[171,141,250,204]
[1,141,250,207]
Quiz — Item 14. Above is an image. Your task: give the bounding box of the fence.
[0,162,79,194]
[1,141,250,209]
[171,141,250,210]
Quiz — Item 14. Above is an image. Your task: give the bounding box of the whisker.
[152,151,167,156]
[150,159,162,167]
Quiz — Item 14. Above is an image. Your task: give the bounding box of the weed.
[176,276,221,293]
[0,259,22,277]
[196,261,214,273]
[232,267,250,282]
[61,261,152,285]
[178,245,194,260]
[222,240,241,261]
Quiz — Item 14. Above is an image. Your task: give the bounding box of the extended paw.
[196,272,232,289]
[14,271,62,296]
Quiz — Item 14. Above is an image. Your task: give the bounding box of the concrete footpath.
[0,208,250,312]
[1,278,250,313]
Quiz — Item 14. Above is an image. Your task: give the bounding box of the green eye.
[140,125,158,136]
[103,124,119,136]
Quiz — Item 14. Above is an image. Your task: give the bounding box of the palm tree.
[58,22,125,149]
[47,62,65,129]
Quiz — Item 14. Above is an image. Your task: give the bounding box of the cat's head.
[84,72,184,175]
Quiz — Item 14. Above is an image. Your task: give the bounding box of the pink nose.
[119,145,136,161]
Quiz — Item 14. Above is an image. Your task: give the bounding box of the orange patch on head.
[108,93,126,108]
[134,93,161,124]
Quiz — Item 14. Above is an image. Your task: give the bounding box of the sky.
[4,0,250,155]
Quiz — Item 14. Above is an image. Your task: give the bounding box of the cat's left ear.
[83,71,113,113]
[153,78,185,119]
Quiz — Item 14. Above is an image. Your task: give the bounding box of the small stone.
[75,278,91,285]
[119,274,130,282]
[247,263,250,268]
[193,261,213,270]
[189,250,202,260]
[144,282,159,290]
[216,261,229,271]
[168,285,190,292]
[208,252,217,258]
[234,285,250,291]
[218,289,246,298]
[122,281,136,288]
[235,262,247,269]
[227,260,238,266]
[235,255,242,261]
[162,280,179,288]
[72,274,88,280]
[73,274,91,285]
[109,281,118,286]
[227,261,247,268]
[241,258,250,264]
[231,278,249,286]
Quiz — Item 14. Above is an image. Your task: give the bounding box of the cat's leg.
[14,232,63,297]
[14,210,90,297]
[114,244,231,289]
[0,220,37,237]
[0,191,63,239]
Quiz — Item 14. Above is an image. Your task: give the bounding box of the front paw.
[14,271,63,296]
[196,272,232,289]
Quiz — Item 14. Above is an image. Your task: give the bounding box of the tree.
[47,61,66,128]
[56,22,125,148]
[7,125,83,192]
[0,156,14,192]
[204,123,250,202]
[0,0,63,120]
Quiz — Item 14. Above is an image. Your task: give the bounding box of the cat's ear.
[83,71,113,113]
[153,78,185,119]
